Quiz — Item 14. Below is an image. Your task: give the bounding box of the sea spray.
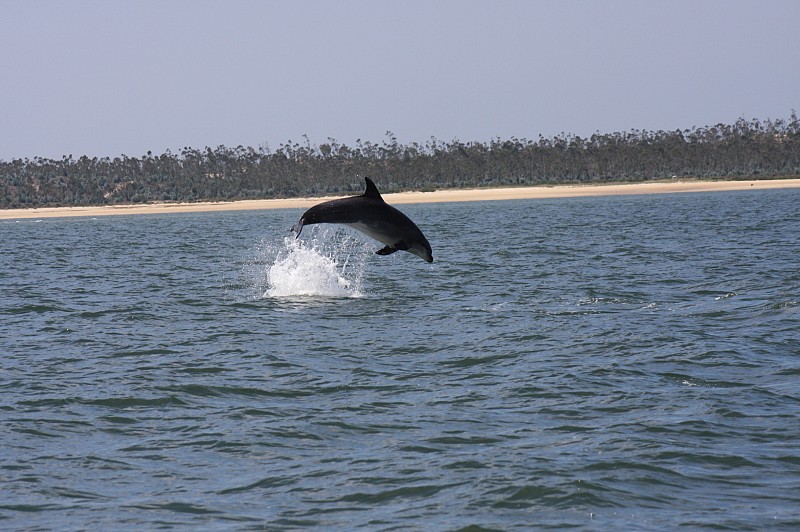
[261,227,370,298]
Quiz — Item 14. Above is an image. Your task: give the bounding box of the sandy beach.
[2,178,799,220]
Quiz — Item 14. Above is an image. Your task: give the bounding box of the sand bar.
[2,178,799,220]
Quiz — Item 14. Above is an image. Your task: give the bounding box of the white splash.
[262,228,369,298]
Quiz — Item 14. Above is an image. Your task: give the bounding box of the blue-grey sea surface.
[2,188,799,530]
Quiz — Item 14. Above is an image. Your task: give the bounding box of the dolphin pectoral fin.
[376,245,397,256]
[376,240,410,256]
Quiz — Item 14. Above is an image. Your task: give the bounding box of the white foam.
[263,228,369,299]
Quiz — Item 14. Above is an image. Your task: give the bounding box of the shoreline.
[2,178,800,220]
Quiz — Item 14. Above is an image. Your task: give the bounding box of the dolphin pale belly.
[292,177,433,263]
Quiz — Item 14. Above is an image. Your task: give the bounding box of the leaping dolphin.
[292,177,433,263]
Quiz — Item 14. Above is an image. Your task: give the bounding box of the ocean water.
[2,188,799,530]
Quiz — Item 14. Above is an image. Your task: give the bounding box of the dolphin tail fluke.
[291,219,304,238]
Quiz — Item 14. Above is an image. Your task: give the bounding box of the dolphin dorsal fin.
[362,177,384,202]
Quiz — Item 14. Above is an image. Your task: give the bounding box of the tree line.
[2,113,799,209]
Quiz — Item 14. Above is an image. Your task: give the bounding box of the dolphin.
[292,177,433,263]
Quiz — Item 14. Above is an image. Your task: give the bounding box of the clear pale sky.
[2,0,798,160]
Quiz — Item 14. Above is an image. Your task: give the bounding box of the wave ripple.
[2,192,800,529]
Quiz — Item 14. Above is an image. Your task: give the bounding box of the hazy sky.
[2,0,799,160]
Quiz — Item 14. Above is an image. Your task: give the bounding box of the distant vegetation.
[2,113,799,209]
